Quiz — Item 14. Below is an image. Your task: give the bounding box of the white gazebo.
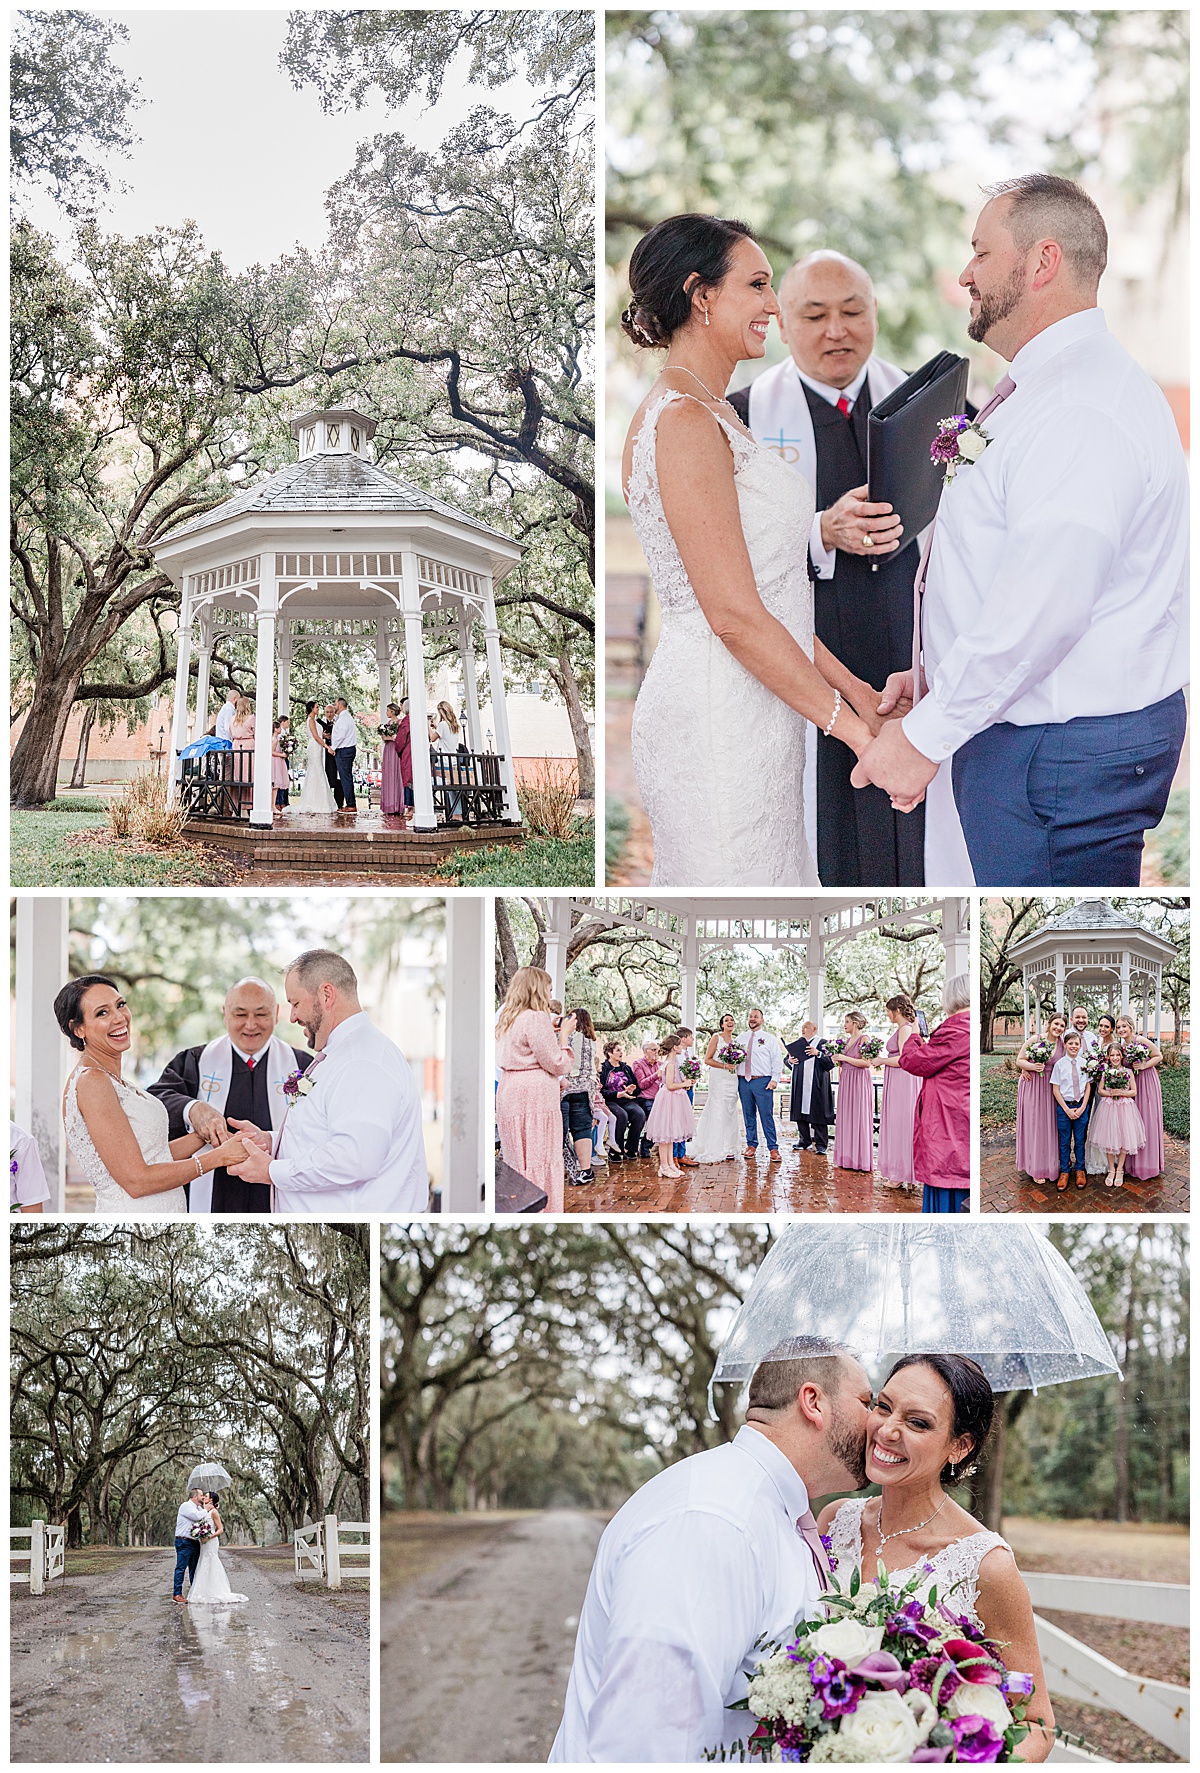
[152,406,523,832]
[12,895,488,1213]
[545,896,970,1028]
[1008,900,1177,1039]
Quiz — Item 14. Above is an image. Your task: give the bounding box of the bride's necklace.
[83,1055,124,1084]
[664,362,736,409]
[874,1492,947,1554]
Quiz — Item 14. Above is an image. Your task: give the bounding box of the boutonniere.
[282,1068,316,1101]
[931,413,992,483]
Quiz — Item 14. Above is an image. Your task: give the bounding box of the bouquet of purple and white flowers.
[1080,1053,1105,1085]
[930,414,992,484]
[189,1516,217,1543]
[718,1043,747,1068]
[858,1034,886,1062]
[679,1056,702,1085]
[1102,1065,1133,1093]
[1023,1038,1054,1068]
[715,1559,1036,1763]
[1120,1037,1152,1068]
[828,1036,850,1057]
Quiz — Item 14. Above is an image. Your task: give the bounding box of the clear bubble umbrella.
[186,1461,233,1492]
[711,1223,1118,1409]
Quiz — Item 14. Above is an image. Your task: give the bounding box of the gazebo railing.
[431,749,507,825]
[178,749,255,820]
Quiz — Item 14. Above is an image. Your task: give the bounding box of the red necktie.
[836,395,852,416]
[245,1056,256,1072]
[911,374,1016,703]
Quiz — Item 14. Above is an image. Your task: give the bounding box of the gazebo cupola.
[151,405,524,832]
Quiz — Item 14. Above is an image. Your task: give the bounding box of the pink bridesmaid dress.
[877,1028,922,1186]
[1125,1062,1165,1178]
[832,1037,874,1173]
[1015,1036,1064,1180]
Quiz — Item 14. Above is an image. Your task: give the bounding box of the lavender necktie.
[911,374,1017,704]
[797,1509,830,1592]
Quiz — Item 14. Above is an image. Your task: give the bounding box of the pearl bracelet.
[193,1155,204,1178]
[823,690,842,737]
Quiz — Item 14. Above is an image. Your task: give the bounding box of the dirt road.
[11,1547,368,1762]
[381,1510,605,1763]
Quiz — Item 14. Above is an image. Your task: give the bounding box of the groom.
[550,1337,872,1761]
[853,174,1188,886]
[173,1487,210,1604]
[739,1009,785,1161]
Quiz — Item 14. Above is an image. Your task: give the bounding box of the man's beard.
[300,1008,326,1049]
[967,266,1025,344]
[827,1400,869,1490]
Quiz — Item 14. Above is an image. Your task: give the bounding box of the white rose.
[830,1690,921,1762]
[808,1618,886,1665]
[958,428,988,462]
[947,1680,1012,1731]
[903,1687,938,1744]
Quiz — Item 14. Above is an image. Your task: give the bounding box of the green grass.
[980,1050,1189,1140]
[43,796,110,812]
[435,819,596,886]
[604,794,630,878]
[1151,787,1189,884]
[10,810,242,886]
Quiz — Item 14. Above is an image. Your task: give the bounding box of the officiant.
[728,251,925,887]
[148,976,314,1213]
[784,1022,835,1154]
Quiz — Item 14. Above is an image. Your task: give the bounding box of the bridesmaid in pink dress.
[495,967,575,1212]
[643,1033,696,1178]
[832,1012,874,1173]
[1117,1015,1166,1179]
[877,994,922,1189]
[1014,1012,1067,1184]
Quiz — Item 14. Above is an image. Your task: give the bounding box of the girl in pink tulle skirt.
[1089,1043,1146,1190]
[644,1033,696,1177]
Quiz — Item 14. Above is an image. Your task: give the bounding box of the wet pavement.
[564,1144,921,1214]
[11,1547,367,1762]
[981,1129,1189,1214]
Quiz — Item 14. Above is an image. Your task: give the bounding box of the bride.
[817,1353,1054,1762]
[54,975,250,1215]
[621,214,911,887]
[688,1013,744,1163]
[188,1493,249,1605]
[298,698,336,815]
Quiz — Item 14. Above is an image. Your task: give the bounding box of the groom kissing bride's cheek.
[552,1342,1054,1763]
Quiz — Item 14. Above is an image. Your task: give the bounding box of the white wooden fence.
[1029,1573,1189,1761]
[292,1515,371,1590]
[9,1520,65,1594]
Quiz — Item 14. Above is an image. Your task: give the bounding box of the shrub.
[107,772,186,848]
[518,759,580,840]
[604,794,630,877]
[1159,1042,1184,1067]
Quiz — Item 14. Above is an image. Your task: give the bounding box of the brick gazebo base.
[181,808,524,877]
[981,1130,1189,1214]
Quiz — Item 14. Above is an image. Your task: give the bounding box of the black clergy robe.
[729,379,926,887]
[785,1036,835,1150]
[149,1042,313,1213]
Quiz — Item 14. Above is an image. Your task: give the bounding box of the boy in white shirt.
[1050,1031,1092,1193]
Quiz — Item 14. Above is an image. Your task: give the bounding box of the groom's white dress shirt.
[269,1012,428,1213]
[740,1027,784,1084]
[550,1425,825,1763]
[175,1500,209,1539]
[904,308,1188,765]
[330,708,357,751]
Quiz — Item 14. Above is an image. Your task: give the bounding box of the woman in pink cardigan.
[495,967,575,1212]
[899,973,971,1213]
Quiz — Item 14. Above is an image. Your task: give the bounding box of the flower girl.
[643,1032,696,1179]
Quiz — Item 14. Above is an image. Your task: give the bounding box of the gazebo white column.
[194,604,213,740]
[277,618,293,718]
[1155,970,1162,1041]
[481,574,521,824]
[1022,967,1030,1040]
[1119,948,1131,1015]
[375,618,392,718]
[941,898,969,979]
[1054,952,1065,1014]
[445,897,485,1212]
[249,562,278,828]
[400,546,436,832]
[807,933,826,1029]
[544,898,571,1003]
[680,919,699,1032]
[15,898,69,1211]
[459,610,484,753]
[168,578,194,797]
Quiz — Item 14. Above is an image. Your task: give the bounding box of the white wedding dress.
[826,1496,1013,1630]
[628,389,819,886]
[64,1068,186,1215]
[298,721,336,814]
[688,1065,744,1162]
[187,1532,248,1605]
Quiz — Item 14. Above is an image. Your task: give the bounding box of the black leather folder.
[866,351,970,546]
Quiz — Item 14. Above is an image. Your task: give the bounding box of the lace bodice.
[63,1067,186,1215]
[826,1498,1012,1629]
[626,390,815,620]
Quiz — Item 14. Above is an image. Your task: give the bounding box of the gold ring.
[863,533,874,547]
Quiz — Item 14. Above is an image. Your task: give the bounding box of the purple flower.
[10,1159,18,1177]
[776,1726,809,1760]
[952,1715,1006,1762]
[819,1532,834,1550]
[809,1654,866,1719]
[885,1602,940,1644]
[852,1650,908,1691]
[1002,1670,1035,1698]
[908,1657,961,1702]
[911,1750,953,1764]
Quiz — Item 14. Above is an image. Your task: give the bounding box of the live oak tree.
[11,10,142,219]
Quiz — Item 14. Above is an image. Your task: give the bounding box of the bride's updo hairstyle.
[622,214,756,348]
[884,1354,994,1482]
[54,974,122,1051]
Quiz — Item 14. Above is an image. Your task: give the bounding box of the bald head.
[223,976,278,1055]
[778,251,878,389]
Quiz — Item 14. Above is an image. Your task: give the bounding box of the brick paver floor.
[563,1142,922,1215]
[981,1129,1189,1214]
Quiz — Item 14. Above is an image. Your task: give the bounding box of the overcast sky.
[25,9,530,270]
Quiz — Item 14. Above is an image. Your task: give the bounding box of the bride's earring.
[703,306,710,327]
